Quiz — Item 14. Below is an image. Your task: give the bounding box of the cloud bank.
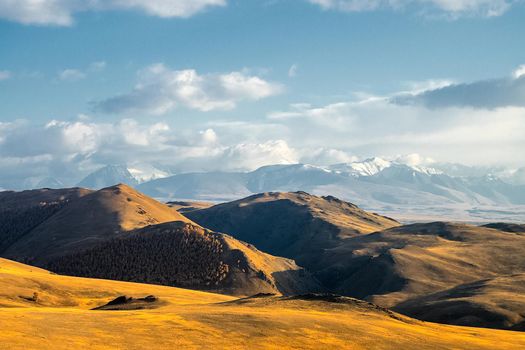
[94,64,283,115]
[0,0,226,26]
[393,74,525,109]
[308,0,515,17]
[0,118,299,188]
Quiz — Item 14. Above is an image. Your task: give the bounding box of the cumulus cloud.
[300,148,357,165]
[308,0,515,17]
[514,65,525,79]
[0,0,226,26]
[268,97,525,166]
[58,69,86,82]
[0,70,11,80]
[217,140,298,171]
[0,118,299,188]
[94,63,283,115]
[392,70,525,109]
[57,62,106,82]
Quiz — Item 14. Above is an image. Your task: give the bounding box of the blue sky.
[0,0,525,186]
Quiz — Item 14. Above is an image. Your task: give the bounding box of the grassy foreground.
[1,258,524,350]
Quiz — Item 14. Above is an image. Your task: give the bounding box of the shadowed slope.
[315,222,525,310]
[187,191,399,269]
[1,258,524,350]
[0,188,92,254]
[394,274,525,331]
[482,222,525,233]
[46,221,320,296]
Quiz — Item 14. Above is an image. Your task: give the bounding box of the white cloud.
[200,128,218,144]
[58,62,106,82]
[58,69,86,82]
[300,148,357,165]
[0,118,299,188]
[400,79,455,95]
[395,153,436,167]
[0,70,11,80]
[514,64,525,79]
[0,0,226,26]
[218,140,298,171]
[268,97,525,166]
[308,0,514,17]
[95,63,283,114]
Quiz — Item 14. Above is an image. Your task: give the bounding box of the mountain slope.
[1,258,524,350]
[3,184,191,262]
[45,221,320,296]
[0,187,91,254]
[187,192,399,270]
[394,274,525,331]
[313,223,525,318]
[1,185,318,296]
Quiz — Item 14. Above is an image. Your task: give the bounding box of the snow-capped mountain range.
[5,158,525,222]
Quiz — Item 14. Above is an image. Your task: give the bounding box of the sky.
[0,0,525,186]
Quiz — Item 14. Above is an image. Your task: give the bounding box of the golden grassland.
[1,258,525,350]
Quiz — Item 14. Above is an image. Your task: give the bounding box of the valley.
[1,185,525,348]
[1,258,524,350]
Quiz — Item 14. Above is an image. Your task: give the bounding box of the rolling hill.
[394,273,525,331]
[1,257,524,350]
[186,191,400,270]
[1,185,319,296]
[187,194,525,330]
[0,187,92,253]
[312,222,525,330]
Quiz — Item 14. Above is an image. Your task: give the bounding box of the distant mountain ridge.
[5,157,525,222]
[135,159,525,222]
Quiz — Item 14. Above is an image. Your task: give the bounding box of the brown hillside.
[3,184,193,262]
[1,186,319,296]
[186,191,399,269]
[394,273,525,331]
[313,222,525,328]
[46,221,321,296]
[0,187,91,254]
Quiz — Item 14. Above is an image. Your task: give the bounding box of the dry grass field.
[1,258,524,350]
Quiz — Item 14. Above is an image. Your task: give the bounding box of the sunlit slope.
[4,184,192,262]
[1,258,525,350]
[187,191,399,269]
[1,185,318,296]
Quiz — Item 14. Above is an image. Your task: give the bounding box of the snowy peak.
[77,164,171,190]
[127,164,170,183]
[330,157,441,177]
[77,165,138,190]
